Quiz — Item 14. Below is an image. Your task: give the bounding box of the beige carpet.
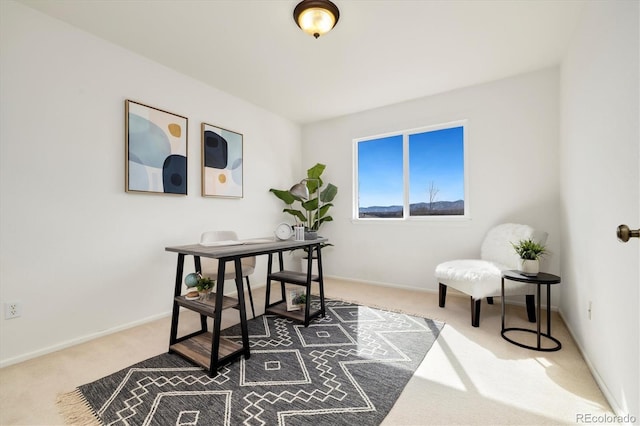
[0,278,613,425]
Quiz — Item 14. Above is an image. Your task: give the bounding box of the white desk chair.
[200,231,256,318]
[435,223,547,327]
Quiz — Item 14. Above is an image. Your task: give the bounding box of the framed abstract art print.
[201,122,243,198]
[125,100,188,195]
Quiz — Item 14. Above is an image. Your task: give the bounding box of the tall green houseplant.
[269,163,338,233]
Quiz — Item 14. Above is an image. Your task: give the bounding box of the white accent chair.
[200,231,256,318]
[435,223,548,327]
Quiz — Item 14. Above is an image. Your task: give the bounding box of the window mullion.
[403,132,409,219]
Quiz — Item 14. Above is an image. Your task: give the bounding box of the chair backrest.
[480,223,548,268]
[201,230,238,243]
[200,231,256,268]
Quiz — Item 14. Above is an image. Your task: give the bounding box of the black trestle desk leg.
[278,251,286,300]
[245,275,256,319]
[209,260,226,377]
[304,251,313,326]
[170,253,185,347]
[235,258,250,358]
[265,253,273,308]
[316,244,326,317]
[194,256,207,332]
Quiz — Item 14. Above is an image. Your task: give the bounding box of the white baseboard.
[558,309,624,416]
[0,311,171,369]
[323,274,437,293]
[0,280,271,367]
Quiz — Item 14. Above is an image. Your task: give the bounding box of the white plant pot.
[519,259,539,276]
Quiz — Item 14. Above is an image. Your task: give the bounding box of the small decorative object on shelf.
[185,291,199,300]
[184,272,215,301]
[511,238,547,276]
[184,272,199,288]
[286,289,307,311]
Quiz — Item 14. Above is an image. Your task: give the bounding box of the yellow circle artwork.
[168,123,182,138]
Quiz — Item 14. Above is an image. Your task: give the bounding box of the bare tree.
[428,181,439,211]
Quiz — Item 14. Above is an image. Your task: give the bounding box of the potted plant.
[269,163,338,238]
[184,272,215,301]
[270,163,337,272]
[511,238,547,276]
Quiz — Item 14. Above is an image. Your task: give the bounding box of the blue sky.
[358,126,464,208]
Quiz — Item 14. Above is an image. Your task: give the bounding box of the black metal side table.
[501,270,562,352]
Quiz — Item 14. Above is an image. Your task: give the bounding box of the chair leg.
[245,276,256,319]
[438,283,447,307]
[471,297,481,327]
[525,294,536,322]
[487,297,494,305]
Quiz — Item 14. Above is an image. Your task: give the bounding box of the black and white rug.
[59,299,443,425]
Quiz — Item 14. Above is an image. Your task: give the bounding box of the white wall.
[560,1,639,417]
[0,1,302,366]
[302,68,561,294]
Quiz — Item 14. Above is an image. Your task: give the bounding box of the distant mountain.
[411,200,464,211]
[360,200,464,214]
[359,205,403,214]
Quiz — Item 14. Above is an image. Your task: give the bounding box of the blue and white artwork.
[201,122,243,198]
[125,100,188,195]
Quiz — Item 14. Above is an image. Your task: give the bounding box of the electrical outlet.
[4,302,21,319]
[588,301,592,320]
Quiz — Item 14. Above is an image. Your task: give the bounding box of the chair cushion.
[435,259,535,299]
[436,259,504,282]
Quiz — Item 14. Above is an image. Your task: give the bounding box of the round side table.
[501,270,562,351]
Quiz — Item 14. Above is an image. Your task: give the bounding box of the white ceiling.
[19,0,586,124]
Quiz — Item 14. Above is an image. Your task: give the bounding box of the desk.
[501,270,562,352]
[165,237,327,376]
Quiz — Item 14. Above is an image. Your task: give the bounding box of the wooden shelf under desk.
[175,293,239,316]
[268,270,319,286]
[265,300,322,323]
[169,332,243,370]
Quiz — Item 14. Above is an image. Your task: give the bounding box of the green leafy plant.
[269,163,338,232]
[511,239,547,260]
[195,274,214,292]
[292,293,307,305]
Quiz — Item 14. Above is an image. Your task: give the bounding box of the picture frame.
[201,122,243,198]
[286,288,307,311]
[125,100,188,195]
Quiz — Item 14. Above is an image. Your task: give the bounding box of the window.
[355,121,467,219]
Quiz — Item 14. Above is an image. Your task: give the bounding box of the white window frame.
[353,120,469,221]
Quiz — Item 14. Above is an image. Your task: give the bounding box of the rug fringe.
[56,389,102,426]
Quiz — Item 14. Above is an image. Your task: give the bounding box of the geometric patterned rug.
[58,299,444,425]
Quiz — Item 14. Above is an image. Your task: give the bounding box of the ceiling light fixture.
[293,0,340,39]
